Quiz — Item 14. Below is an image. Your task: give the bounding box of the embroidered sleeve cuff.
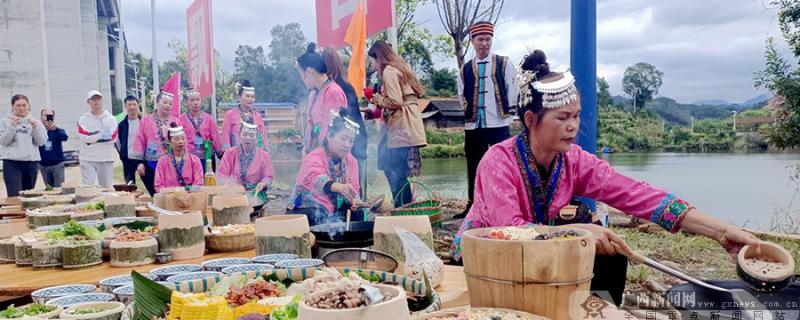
[449,219,484,261]
[323,180,335,194]
[315,176,331,194]
[651,193,694,233]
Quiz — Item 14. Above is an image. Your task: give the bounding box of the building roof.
[423,99,464,118]
[421,110,440,119]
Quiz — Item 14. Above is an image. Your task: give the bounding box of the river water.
[273,152,800,230]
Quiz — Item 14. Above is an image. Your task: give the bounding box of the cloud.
[122,0,787,103]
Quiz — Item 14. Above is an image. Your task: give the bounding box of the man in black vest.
[456,21,518,218]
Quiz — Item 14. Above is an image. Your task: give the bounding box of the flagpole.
[151,0,159,109]
[387,0,398,48]
[209,0,218,122]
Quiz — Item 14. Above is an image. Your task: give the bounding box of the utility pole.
[151,0,159,102]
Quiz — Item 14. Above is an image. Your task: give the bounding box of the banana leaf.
[132,270,172,320]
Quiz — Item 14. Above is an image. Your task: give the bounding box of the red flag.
[187,0,214,98]
[161,72,182,118]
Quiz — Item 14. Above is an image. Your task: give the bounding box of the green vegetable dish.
[84,203,104,211]
[46,220,104,241]
[270,295,302,320]
[0,303,57,318]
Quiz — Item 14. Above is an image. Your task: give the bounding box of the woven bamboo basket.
[205,232,255,252]
[390,180,443,227]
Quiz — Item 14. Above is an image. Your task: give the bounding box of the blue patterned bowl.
[149,264,202,280]
[252,253,298,264]
[166,271,224,283]
[274,259,324,269]
[112,282,173,305]
[45,293,115,307]
[99,274,156,293]
[31,284,97,304]
[201,258,251,271]
[221,263,274,275]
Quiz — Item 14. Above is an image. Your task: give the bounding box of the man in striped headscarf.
[456,21,519,218]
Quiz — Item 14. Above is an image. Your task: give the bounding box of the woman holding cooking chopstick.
[287,109,363,226]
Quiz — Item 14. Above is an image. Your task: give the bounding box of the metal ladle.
[619,244,774,320]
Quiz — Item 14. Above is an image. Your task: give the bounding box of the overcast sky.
[121,0,789,104]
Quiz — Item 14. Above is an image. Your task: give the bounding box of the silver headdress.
[330,110,360,135]
[185,88,201,97]
[167,125,185,138]
[515,60,579,109]
[515,60,538,107]
[159,91,175,98]
[532,71,578,109]
[235,82,255,94]
[240,120,259,133]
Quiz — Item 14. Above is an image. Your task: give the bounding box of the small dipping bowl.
[736,241,796,292]
[155,252,172,264]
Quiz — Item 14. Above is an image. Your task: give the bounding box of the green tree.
[268,23,307,67]
[622,62,664,113]
[263,23,307,103]
[159,39,189,88]
[597,77,612,108]
[425,68,458,97]
[399,32,434,75]
[754,1,800,149]
[233,44,269,94]
[774,0,800,58]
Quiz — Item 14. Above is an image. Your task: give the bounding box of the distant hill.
[647,97,731,125]
[739,93,771,108]
[692,99,731,106]
[608,94,770,125]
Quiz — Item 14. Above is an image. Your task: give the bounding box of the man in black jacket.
[116,96,142,185]
[38,108,68,187]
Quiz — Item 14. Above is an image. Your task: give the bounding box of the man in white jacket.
[77,91,118,188]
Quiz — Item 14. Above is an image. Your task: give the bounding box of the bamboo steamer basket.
[210,194,251,226]
[205,232,255,252]
[202,185,246,206]
[254,214,312,258]
[297,283,409,320]
[157,211,205,260]
[461,226,595,320]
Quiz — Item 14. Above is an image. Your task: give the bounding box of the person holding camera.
[38,108,68,188]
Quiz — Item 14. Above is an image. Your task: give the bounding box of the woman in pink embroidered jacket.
[450,51,762,303]
[132,91,182,196]
[288,109,361,226]
[181,88,221,172]
[218,121,275,214]
[153,124,204,193]
[297,43,347,154]
[221,80,269,151]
